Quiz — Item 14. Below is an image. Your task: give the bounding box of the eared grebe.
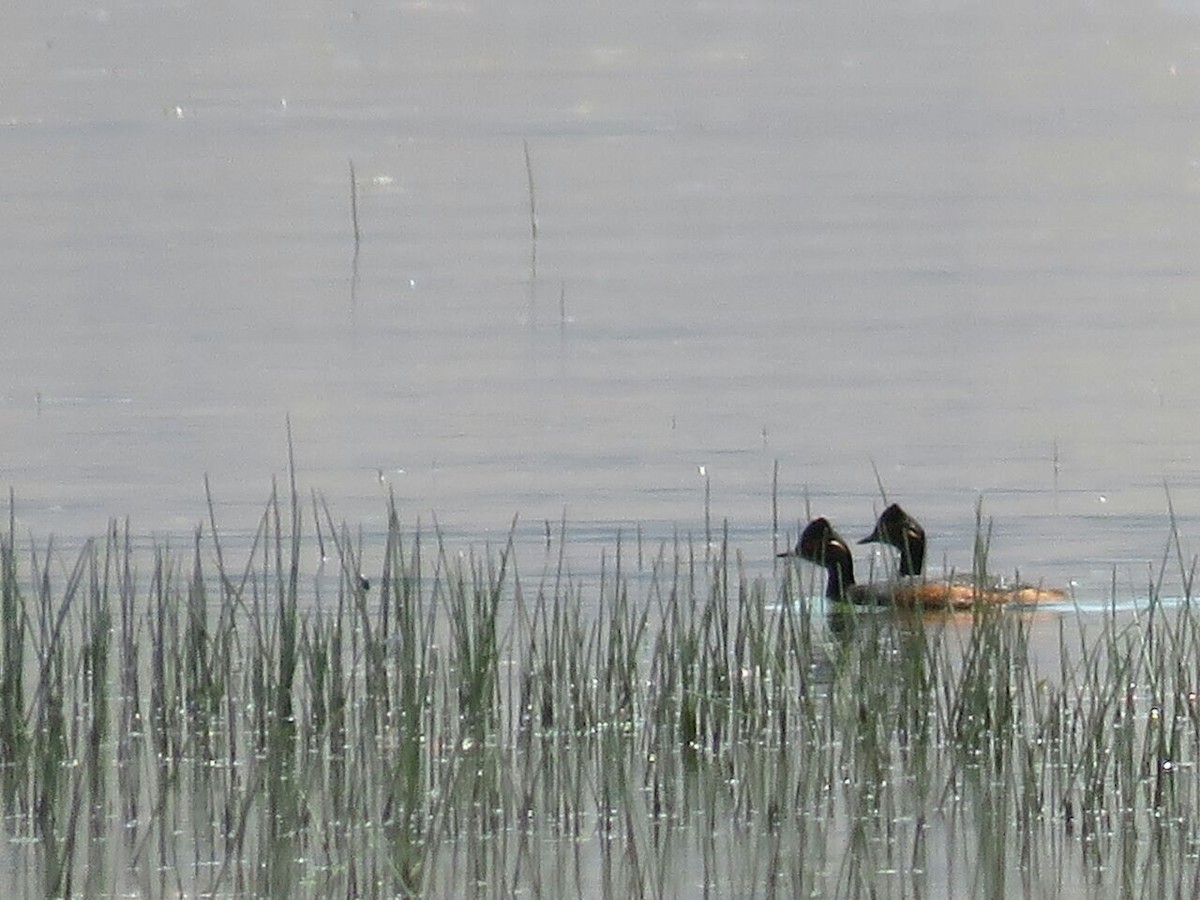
[858,503,1066,605]
[780,514,1064,609]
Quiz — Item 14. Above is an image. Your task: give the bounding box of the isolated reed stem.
[524,140,537,278]
[349,159,361,255]
[523,140,537,242]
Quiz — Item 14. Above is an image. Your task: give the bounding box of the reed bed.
[1,484,1198,899]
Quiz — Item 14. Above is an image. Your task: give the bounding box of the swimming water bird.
[779,514,1064,610]
[858,503,1066,605]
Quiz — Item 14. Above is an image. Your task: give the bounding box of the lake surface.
[6,0,1200,598]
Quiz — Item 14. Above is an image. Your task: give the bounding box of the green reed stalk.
[0,492,27,806]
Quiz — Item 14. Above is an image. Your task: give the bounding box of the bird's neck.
[898,538,925,577]
[825,555,856,600]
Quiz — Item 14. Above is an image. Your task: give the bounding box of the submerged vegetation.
[1,474,1199,898]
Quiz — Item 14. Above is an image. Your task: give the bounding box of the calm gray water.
[5,4,1200,588]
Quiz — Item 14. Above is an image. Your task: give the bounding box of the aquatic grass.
[5,482,1200,896]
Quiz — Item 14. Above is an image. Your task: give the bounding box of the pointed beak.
[858,526,881,545]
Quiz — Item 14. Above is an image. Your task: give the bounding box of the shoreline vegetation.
[2,472,1199,898]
